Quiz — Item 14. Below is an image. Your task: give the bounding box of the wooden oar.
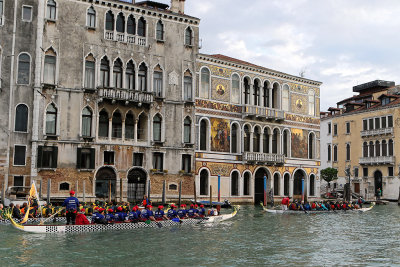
[40,208,65,225]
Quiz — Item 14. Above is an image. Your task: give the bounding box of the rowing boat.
[261,203,375,214]
[6,206,239,234]
[191,199,232,208]
[0,217,93,225]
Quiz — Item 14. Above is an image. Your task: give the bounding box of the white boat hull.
[262,204,374,214]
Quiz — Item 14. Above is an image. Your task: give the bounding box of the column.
[121,119,126,141]
[108,118,112,141]
[134,119,138,143]
[250,82,254,106]
[268,86,273,108]
[269,133,272,154]
[249,131,254,152]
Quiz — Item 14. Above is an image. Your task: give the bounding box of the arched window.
[87,6,96,28]
[183,117,191,143]
[369,141,375,157]
[153,114,162,142]
[185,27,193,46]
[98,110,109,137]
[200,68,210,98]
[46,103,57,135]
[153,65,163,97]
[389,139,394,156]
[243,172,250,196]
[112,111,122,138]
[0,1,3,25]
[200,120,207,151]
[273,173,280,196]
[308,133,314,159]
[308,90,315,116]
[138,17,146,37]
[272,83,279,109]
[253,127,260,152]
[116,13,125,33]
[244,78,250,105]
[328,144,332,161]
[105,11,114,31]
[346,144,350,161]
[231,74,240,104]
[282,84,290,111]
[363,142,368,158]
[137,113,147,141]
[263,128,270,153]
[125,61,135,90]
[310,174,315,196]
[382,140,387,156]
[125,112,134,139]
[231,172,239,196]
[44,49,57,85]
[156,20,164,41]
[84,54,95,89]
[231,124,238,153]
[253,80,260,106]
[272,129,279,154]
[184,70,192,101]
[18,53,30,84]
[59,182,70,191]
[243,125,250,152]
[81,107,92,137]
[47,0,56,20]
[200,169,208,195]
[15,104,28,132]
[113,59,123,88]
[283,130,290,157]
[375,141,380,157]
[333,145,338,162]
[263,81,270,107]
[138,63,147,91]
[127,15,135,35]
[100,57,110,87]
[284,173,290,196]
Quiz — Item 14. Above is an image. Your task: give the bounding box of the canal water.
[0,204,399,267]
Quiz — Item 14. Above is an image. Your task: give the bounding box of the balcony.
[243,152,285,165]
[105,31,114,41]
[361,127,393,137]
[243,105,285,121]
[104,31,146,46]
[116,33,125,42]
[359,156,395,165]
[98,88,153,104]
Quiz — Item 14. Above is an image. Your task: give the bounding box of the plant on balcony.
[163,169,168,174]
[321,167,338,193]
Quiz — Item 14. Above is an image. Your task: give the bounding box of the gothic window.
[389,139,394,156]
[283,130,290,157]
[272,129,279,154]
[231,74,240,104]
[113,59,123,88]
[100,57,110,87]
[125,112,134,140]
[44,49,56,84]
[253,80,260,106]
[153,66,163,97]
[243,172,250,196]
[200,169,208,195]
[127,15,135,35]
[282,84,290,111]
[200,68,210,98]
[81,107,92,137]
[263,81,270,107]
[112,111,122,138]
[369,141,375,157]
[153,114,162,142]
[231,124,238,153]
[126,61,135,90]
[200,119,208,151]
[15,104,28,132]
[137,113,147,141]
[363,142,368,158]
[84,54,95,89]
[45,103,57,135]
[87,6,96,28]
[184,70,192,101]
[138,17,146,37]
[116,13,125,33]
[272,83,279,109]
[273,173,280,196]
[105,11,114,31]
[156,20,164,41]
[243,125,250,152]
[183,117,191,143]
[185,27,193,46]
[138,63,147,91]
[244,78,250,105]
[0,0,3,25]
[263,128,270,153]
[284,173,290,196]
[253,126,261,152]
[98,110,109,137]
[308,133,314,159]
[17,53,30,84]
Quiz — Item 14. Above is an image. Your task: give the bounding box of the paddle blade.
[172,218,180,223]
[145,220,151,224]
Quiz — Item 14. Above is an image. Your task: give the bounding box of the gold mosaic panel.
[211,78,230,102]
[291,93,308,115]
[209,65,232,78]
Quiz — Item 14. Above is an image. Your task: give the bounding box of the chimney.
[171,0,185,14]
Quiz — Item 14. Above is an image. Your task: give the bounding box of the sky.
[153,0,400,111]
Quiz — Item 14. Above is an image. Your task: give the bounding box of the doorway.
[374,171,383,197]
[95,167,116,200]
[127,168,147,203]
[254,168,269,205]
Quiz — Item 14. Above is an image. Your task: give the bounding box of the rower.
[128,207,139,223]
[115,206,126,222]
[198,204,206,217]
[106,208,115,222]
[62,190,80,225]
[140,205,156,221]
[76,208,90,225]
[154,205,168,221]
[167,204,178,219]
[187,204,199,218]
[177,204,188,219]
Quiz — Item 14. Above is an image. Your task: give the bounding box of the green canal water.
[1,204,400,267]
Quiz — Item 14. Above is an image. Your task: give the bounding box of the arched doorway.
[254,168,270,205]
[95,167,116,200]
[127,168,147,203]
[374,170,383,197]
[293,169,307,200]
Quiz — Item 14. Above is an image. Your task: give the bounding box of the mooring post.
[178,180,182,207]
[263,175,267,206]
[47,179,51,205]
[162,180,166,205]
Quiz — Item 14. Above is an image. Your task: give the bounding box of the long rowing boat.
[0,217,93,225]
[6,206,239,234]
[261,203,375,214]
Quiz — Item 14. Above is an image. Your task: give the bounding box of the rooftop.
[353,80,395,93]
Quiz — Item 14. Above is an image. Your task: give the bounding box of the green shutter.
[52,147,58,168]
[76,147,82,169]
[90,148,96,169]
[37,146,43,168]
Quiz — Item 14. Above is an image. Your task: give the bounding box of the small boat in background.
[191,199,232,208]
[261,203,375,214]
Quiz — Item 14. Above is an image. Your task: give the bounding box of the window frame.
[17,53,31,85]
[153,152,164,172]
[104,151,115,165]
[183,73,193,101]
[156,20,164,41]
[152,114,162,142]
[22,5,33,22]
[183,117,192,144]
[181,154,191,173]
[15,103,29,133]
[81,107,93,137]
[199,67,210,99]
[13,176,24,187]
[0,0,4,26]
[184,26,193,46]
[13,145,27,166]
[153,70,163,97]
[45,103,57,136]
[46,0,57,21]
[346,121,350,134]
[84,56,96,89]
[43,53,57,85]
[86,6,96,29]
[37,146,58,169]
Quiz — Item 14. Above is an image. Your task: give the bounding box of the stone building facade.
[320,80,400,201]
[195,54,322,203]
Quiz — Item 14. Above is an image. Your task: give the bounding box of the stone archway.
[293,169,307,200]
[254,168,270,205]
[95,167,117,200]
[374,170,383,197]
[127,168,147,203]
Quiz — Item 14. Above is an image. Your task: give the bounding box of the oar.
[40,208,65,225]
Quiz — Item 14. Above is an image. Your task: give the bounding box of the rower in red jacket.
[76,209,90,225]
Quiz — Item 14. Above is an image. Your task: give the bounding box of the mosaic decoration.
[211,78,230,102]
[195,100,242,113]
[209,65,232,78]
[290,94,308,115]
[216,84,226,96]
[207,162,232,176]
[285,114,320,125]
[291,128,308,159]
[288,83,320,96]
[210,118,230,153]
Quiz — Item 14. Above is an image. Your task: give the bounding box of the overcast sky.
[156,0,400,111]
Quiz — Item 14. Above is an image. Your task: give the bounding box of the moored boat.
[191,199,232,208]
[261,203,375,214]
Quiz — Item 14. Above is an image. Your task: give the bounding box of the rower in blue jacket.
[177,204,188,219]
[167,205,178,219]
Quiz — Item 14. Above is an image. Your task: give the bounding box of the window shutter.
[76,148,82,169]
[52,147,58,168]
[37,146,43,168]
[90,148,96,169]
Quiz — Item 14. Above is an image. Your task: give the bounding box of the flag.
[20,182,39,224]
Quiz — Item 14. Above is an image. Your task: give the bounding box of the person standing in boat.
[281,196,290,210]
[142,195,151,207]
[62,190,80,225]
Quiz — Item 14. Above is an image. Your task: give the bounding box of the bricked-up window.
[100,57,110,87]
[85,54,95,89]
[354,167,359,178]
[333,124,337,136]
[231,171,239,196]
[138,63,147,91]
[47,0,56,20]
[346,122,351,134]
[37,146,58,169]
[17,53,30,84]
[59,182,69,191]
[388,115,393,127]
[77,148,95,170]
[185,27,193,46]
[363,120,367,131]
[153,153,163,172]
[105,11,114,31]
[44,49,56,85]
[153,114,162,142]
[184,71,193,101]
[112,111,122,138]
[156,20,164,41]
[388,167,394,177]
[15,104,28,132]
[138,17,146,37]
[46,103,57,135]
[22,6,32,22]
[14,145,26,166]
[363,167,368,177]
[182,154,191,173]
[87,6,96,28]
[153,68,163,97]
[133,153,143,166]
[200,68,210,99]
[113,58,123,89]
[328,123,332,134]
[183,117,191,143]
[126,61,135,90]
[104,151,114,165]
[14,176,24,187]
[127,15,135,35]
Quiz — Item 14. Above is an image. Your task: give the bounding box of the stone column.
[249,130,254,152]
[121,119,126,141]
[108,118,112,141]
[134,119,138,143]
[250,82,254,106]
[269,133,273,154]
[268,86,273,108]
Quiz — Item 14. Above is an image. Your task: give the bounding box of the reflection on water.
[0,204,399,266]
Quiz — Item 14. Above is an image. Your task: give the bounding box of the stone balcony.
[359,156,395,165]
[104,31,146,46]
[98,88,153,104]
[243,105,285,121]
[361,127,393,137]
[243,152,285,165]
